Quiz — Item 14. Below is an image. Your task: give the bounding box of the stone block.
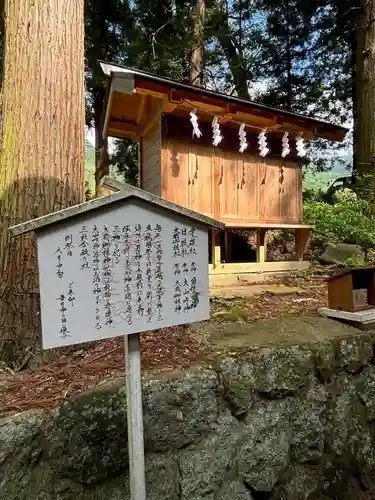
[143,368,219,452]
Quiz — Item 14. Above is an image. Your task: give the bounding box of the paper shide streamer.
[281,132,290,158]
[212,115,223,146]
[187,106,305,159]
[258,130,269,157]
[190,109,202,138]
[239,123,247,153]
[296,132,306,157]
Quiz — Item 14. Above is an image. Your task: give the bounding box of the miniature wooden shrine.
[100,61,348,281]
[327,267,375,313]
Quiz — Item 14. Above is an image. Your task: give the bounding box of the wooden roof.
[9,183,225,237]
[100,61,348,143]
[326,266,375,282]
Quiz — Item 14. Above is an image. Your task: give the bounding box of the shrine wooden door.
[188,145,215,218]
[260,158,301,224]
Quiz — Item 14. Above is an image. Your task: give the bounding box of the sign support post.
[125,333,146,500]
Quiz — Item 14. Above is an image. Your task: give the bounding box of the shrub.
[334,188,357,204]
[367,248,375,264]
[303,195,375,252]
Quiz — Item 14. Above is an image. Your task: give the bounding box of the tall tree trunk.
[0,0,85,366]
[350,23,358,178]
[285,5,293,111]
[355,0,375,201]
[286,34,293,110]
[211,0,250,99]
[189,0,205,86]
[217,30,250,99]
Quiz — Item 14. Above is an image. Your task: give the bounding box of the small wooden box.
[327,266,375,312]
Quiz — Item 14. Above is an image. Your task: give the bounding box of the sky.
[86,127,116,154]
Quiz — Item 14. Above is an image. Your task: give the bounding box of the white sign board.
[37,201,209,349]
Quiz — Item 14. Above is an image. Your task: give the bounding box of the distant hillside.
[303,152,352,192]
[328,153,352,174]
[303,170,341,192]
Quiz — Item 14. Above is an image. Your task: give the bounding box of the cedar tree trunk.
[189,0,205,86]
[355,0,375,201]
[211,0,250,99]
[0,0,85,365]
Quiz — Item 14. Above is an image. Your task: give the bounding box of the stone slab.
[319,307,375,325]
[210,284,305,300]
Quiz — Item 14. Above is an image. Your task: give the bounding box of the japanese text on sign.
[37,204,209,348]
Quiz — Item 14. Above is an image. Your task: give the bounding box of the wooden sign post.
[10,185,224,500]
[125,333,146,499]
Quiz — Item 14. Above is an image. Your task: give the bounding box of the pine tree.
[85,0,137,194]
[131,0,192,80]
[111,139,139,186]
[256,0,324,112]
[205,0,252,98]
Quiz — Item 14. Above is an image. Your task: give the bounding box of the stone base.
[319,307,375,325]
[209,261,310,287]
[2,316,375,499]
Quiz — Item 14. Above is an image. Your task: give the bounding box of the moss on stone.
[2,315,375,499]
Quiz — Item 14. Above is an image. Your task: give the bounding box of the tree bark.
[211,0,250,99]
[350,21,358,178]
[0,0,85,365]
[355,0,375,201]
[189,0,205,86]
[285,5,293,111]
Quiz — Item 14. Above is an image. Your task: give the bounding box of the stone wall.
[2,316,375,499]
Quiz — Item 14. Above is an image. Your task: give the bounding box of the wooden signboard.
[10,184,224,500]
[37,203,210,349]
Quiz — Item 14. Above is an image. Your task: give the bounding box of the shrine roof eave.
[99,60,348,143]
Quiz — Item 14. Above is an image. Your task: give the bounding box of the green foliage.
[303,170,340,192]
[256,0,323,112]
[85,180,95,201]
[110,139,139,186]
[131,0,193,80]
[344,255,362,268]
[366,248,375,264]
[303,196,375,251]
[334,187,357,204]
[84,140,96,195]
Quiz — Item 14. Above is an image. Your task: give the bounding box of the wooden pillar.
[211,230,221,268]
[139,137,144,188]
[256,228,267,264]
[224,229,232,263]
[295,228,310,261]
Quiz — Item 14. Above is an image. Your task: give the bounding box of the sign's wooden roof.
[9,183,225,237]
[100,61,348,143]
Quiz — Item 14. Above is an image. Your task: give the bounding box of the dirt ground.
[0,268,331,417]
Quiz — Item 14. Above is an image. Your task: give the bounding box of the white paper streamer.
[190,109,202,138]
[239,123,248,153]
[296,132,306,157]
[258,130,269,157]
[281,132,290,158]
[212,115,223,146]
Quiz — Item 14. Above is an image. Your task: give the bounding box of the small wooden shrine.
[100,61,348,281]
[327,267,375,313]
